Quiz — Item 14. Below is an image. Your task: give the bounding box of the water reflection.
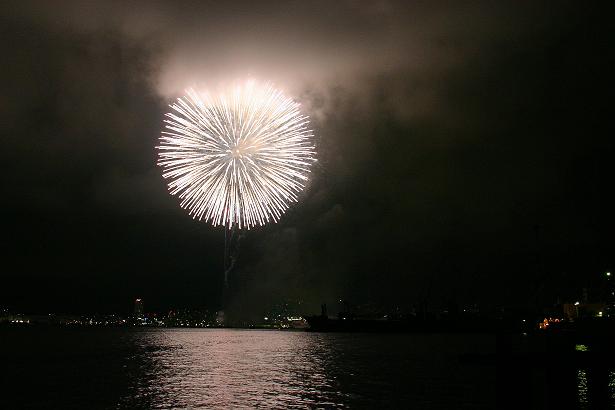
[0,329,494,408]
[574,367,615,409]
[117,330,494,409]
[119,330,344,408]
[577,369,588,409]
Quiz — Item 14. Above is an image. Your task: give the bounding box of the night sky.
[1,1,613,316]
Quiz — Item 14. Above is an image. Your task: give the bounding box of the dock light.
[607,272,611,277]
[574,301,580,306]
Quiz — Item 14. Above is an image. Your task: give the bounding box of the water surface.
[1,328,495,408]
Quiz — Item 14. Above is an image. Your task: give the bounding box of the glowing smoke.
[157,81,316,229]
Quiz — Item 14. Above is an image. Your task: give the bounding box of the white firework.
[157,81,316,229]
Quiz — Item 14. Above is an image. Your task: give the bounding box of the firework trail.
[157,81,316,229]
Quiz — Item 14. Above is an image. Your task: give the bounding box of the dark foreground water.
[1,328,495,409]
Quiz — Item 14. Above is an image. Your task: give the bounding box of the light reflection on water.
[577,369,588,409]
[117,329,494,409]
[0,328,495,408]
[575,368,615,409]
[120,330,342,408]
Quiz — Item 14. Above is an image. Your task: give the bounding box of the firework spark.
[157,81,316,229]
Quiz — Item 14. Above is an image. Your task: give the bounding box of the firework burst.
[157,81,316,229]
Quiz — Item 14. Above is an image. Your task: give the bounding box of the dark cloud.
[1,1,613,315]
